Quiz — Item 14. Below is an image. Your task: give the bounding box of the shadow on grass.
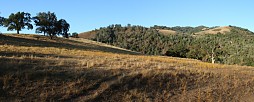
[0,57,205,101]
[0,52,74,58]
[0,35,140,55]
[0,57,130,101]
[0,57,253,101]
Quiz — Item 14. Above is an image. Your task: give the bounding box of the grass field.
[0,34,254,101]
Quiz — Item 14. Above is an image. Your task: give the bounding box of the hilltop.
[0,34,254,101]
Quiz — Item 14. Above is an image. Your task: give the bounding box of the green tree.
[56,19,70,38]
[4,12,33,34]
[34,12,70,39]
[33,12,48,35]
[0,16,5,26]
[71,32,79,38]
[33,12,57,39]
[34,11,58,39]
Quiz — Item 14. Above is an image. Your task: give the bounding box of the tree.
[0,16,5,26]
[71,32,79,38]
[4,12,33,34]
[34,12,58,39]
[33,12,48,35]
[34,12,70,39]
[56,19,70,38]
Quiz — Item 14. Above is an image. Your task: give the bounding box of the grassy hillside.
[157,29,177,35]
[0,34,254,101]
[86,24,254,66]
[195,26,231,35]
[79,30,97,39]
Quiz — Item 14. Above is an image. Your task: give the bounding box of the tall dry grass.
[0,34,254,101]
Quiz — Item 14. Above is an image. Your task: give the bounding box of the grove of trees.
[92,24,254,66]
[33,12,70,39]
[0,11,70,39]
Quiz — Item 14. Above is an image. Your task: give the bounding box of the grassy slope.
[195,26,231,35]
[79,30,97,39]
[157,29,177,35]
[0,34,254,101]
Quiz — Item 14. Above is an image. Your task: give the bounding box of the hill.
[79,25,253,39]
[0,34,140,55]
[0,34,254,101]
[81,24,254,66]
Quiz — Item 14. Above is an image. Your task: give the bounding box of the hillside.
[157,29,177,35]
[0,34,254,101]
[79,30,97,39]
[82,24,254,66]
[195,26,231,35]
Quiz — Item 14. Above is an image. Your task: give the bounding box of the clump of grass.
[2,74,13,89]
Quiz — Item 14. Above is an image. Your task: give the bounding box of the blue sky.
[0,0,253,34]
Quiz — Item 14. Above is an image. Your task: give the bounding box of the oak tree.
[4,12,33,34]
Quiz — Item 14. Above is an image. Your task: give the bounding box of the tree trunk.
[211,50,215,64]
[17,30,19,34]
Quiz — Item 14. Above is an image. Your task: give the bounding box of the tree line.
[0,11,70,39]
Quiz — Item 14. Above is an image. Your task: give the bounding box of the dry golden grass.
[157,29,177,35]
[0,34,254,101]
[195,26,231,35]
[78,31,97,39]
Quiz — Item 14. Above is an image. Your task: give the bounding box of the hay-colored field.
[78,31,97,39]
[157,29,177,35]
[0,34,254,101]
[195,26,231,35]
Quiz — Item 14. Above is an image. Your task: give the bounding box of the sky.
[0,0,253,34]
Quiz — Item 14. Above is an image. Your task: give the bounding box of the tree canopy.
[0,16,5,26]
[4,12,33,34]
[56,19,70,38]
[71,32,79,38]
[33,11,70,39]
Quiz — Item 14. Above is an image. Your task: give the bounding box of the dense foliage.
[33,12,70,39]
[3,12,33,34]
[71,32,79,38]
[92,24,254,66]
[0,16,5,27]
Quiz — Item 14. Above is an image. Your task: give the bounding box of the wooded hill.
[79,25,254,66]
